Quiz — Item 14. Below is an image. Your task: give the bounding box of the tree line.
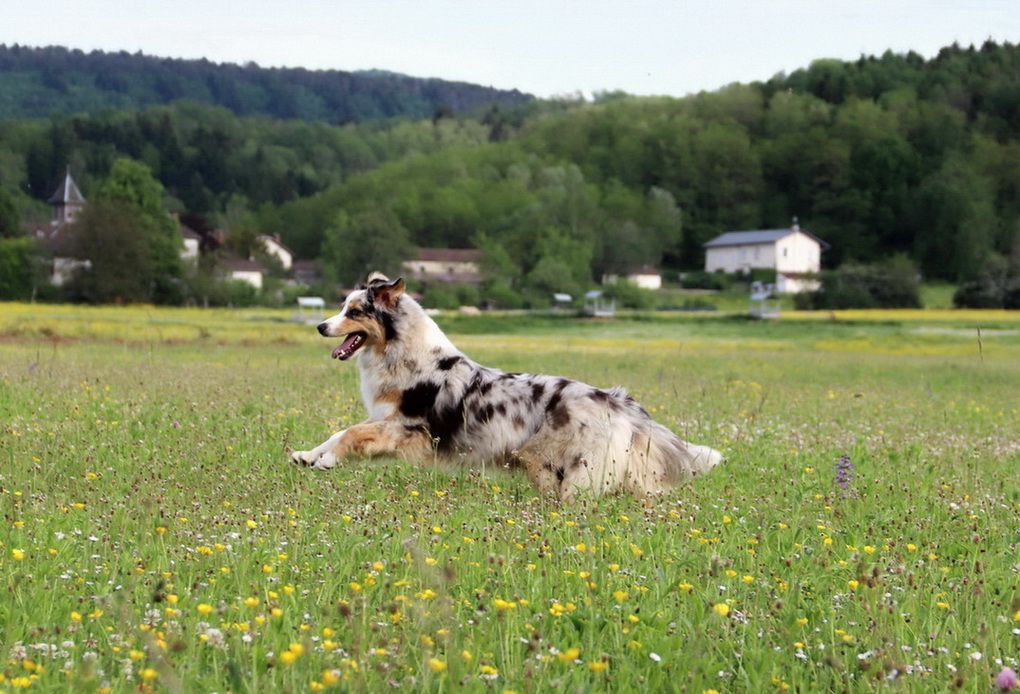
[0,44,532,122]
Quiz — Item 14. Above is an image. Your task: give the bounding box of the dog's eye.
[346,308,362,319]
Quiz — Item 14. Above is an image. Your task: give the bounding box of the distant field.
[1,303,1017,692]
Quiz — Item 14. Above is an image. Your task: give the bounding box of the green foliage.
[0,237,36,298]
[94,158,182,302]
[0,45,532,122]
[321,209,412,286]
[681,271,731,290]
[795,257,921,309]
[601,279,656,309]
[0,186,19,236]
[63,199,154,303]
[952,253,1020,308]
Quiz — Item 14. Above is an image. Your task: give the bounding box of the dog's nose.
[317,322,329,336]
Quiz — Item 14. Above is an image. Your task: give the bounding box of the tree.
[0,187,19,237]
[321,208,411,286]
[64,199,153,303]
[95,158,182,302]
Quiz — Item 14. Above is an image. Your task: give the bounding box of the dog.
[290,272,722,499]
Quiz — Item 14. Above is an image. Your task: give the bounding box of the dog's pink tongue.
[332,334,360,359]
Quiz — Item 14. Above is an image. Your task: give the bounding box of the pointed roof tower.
[48,167,86,205]
[48,166,86,224]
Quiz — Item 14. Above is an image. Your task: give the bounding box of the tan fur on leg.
[330,421,433,461]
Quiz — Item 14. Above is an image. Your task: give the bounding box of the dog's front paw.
[290,450,316,466]
[310,452,337,470]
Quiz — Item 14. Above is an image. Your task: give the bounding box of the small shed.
[296,296,326,324]
[748,281,780,319]
[583,290,616,317]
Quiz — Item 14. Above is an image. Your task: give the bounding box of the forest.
[0,41,1018,304]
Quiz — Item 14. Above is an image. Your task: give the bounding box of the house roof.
[703,227,830,249]
[47,169,86,206]
[413,248,483,263]
[627,264,661,276]
[179,223,202,240]
[258,234,293,255]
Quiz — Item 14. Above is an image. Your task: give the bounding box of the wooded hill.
[0,45,532,122]
[1,41,1018,294]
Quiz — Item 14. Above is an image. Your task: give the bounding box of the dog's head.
[317,272,405,360]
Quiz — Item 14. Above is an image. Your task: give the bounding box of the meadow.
[1,302,1018,693]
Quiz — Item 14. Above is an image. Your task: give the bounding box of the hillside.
[1,41,1018,302]
[0,45,533,122]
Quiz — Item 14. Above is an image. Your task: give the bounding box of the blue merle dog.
[290,273,722,499]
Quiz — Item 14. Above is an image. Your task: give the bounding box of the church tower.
[48,167,86,224]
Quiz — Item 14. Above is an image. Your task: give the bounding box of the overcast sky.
[2,0,1018,98]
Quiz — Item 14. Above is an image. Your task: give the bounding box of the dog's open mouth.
[332,332,367,360]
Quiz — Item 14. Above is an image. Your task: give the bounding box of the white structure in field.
[602,265,663,290]
[703,222,828,294]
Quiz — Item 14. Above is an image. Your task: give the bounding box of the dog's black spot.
[499,372,520,381]
[379,311,398,341]
[589,388,609,401]
[556,467,566,483]
[476,403,494,422]
[550,402,571,429]
[571,454,586,470]
[479,380,494,396]
[494,402,506,416]
[400,382,440,418]
[426,403,464,451]
[530,382,545,401]
[545,390,562,414]
[437,356,462,371]
[556,378,570,391]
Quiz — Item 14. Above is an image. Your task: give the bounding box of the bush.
[225,280,259,307]
[681,271,730,290]
[952,255,1019,309]
[0,238,38,300]
[798,257,921,309]
[481,280,525,309]
[603,280,656,309]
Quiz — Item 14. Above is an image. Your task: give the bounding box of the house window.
[783,248,788,257]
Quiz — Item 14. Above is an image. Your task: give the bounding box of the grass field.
[1,303,1018,692]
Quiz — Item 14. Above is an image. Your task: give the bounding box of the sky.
[2,0,1018,98]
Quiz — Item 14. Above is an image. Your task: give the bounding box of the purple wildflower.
[996,668,1019,691]
[835,454,855,496]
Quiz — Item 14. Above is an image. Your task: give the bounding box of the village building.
[24,168,90,286]
[602,264,663,290]
[179,222,202,262]
[703,222,828,293]
[257,234,293,271]
[220,257,266,289]
[403,248,483,284]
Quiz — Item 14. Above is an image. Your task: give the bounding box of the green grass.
[1,304,1018,692]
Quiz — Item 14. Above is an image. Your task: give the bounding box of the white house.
[403,248,483,284]
[602,264,663,290]
[179,222,202,262]
[221,257,266,289]
[703,223,828,293]
[258,234,293,271]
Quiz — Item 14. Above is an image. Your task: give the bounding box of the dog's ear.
[369,277,405,308]
[365,271,390,285]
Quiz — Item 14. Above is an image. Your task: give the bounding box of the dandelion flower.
[429,658,447,673]
[558,647,581,662]
[712,603,730,617]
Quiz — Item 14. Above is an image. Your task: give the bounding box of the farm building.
[602,264,662,290]
[703,222,828,293]
[403,248,484,284]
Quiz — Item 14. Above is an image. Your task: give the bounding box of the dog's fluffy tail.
[644,420,723,487]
